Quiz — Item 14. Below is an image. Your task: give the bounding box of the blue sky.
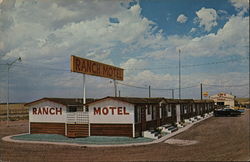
[0,0,249,102]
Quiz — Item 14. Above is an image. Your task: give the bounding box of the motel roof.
[25,97,214,107]
[86,96,166,105]
[193,99,214,103]
[25,98,96,106]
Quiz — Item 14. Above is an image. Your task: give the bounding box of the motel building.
[26,97,214,138]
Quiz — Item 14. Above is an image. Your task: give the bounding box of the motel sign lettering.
[32,107,62,115]
[71,55,124,81]
[94,107,129,115]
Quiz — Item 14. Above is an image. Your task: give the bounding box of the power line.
[0,57,248,72]
[203,84,249,87]
[117,82,198,91]
[125,57,249,70]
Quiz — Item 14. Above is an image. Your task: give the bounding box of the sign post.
[114,79,117,97]
[83,74,86,111]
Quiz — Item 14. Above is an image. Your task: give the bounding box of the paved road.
[0,110,249,162]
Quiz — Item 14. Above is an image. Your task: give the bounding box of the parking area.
[0,109,249,161]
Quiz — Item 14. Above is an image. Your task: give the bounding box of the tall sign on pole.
[70,55,124,103]
[71,55,124,81]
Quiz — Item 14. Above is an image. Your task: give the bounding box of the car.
[214,108,241,117]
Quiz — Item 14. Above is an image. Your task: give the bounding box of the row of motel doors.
[139,104,181,131]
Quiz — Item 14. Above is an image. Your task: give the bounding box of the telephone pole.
[178,49,181,99]
[200,83,203,100]
[6,57,22,126]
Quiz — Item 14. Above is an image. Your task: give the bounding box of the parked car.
[214,108,241,117]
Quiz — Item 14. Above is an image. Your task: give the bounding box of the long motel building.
[26,97,214,138]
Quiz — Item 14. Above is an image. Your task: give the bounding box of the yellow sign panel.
[203,91,209,97]
[71,55,124,81]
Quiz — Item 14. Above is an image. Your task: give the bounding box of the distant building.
[210,92,235,107]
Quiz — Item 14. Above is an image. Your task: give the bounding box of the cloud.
[182,15,249,57]
[0,0,162,101]
[189,28,197,33]
[120,58,148,75]
[177,14,188,23]
[195,7,218,32]
[230,0,249,16]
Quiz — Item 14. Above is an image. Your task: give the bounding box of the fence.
[67,112,89,124]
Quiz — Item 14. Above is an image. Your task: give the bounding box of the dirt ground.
[0,110,249,162]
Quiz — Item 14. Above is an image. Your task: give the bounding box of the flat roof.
[25,98,96,106]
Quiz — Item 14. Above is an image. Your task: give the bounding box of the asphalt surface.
[0,110,249,161]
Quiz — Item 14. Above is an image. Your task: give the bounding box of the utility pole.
[113,79,117,97]
[178,49,181,99]
[148,85,151,98]
[83,74,86,111]
[118,90,121,97]
[200,83,203,100]
[172,89,174,99]
[6,57,22,126]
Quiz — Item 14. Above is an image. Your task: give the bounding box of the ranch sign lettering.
[71,55,124,80]
[32,107,62,115]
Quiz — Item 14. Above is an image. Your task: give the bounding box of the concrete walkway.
[2,115,212,148]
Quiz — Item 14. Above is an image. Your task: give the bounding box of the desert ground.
[0,110,249,162]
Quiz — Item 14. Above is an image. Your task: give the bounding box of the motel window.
[147,105,151,115]
[152,105,157,120]
[68,106,77,112]
[135,106,141,123]
[168,105,171,112]
[168,105,172,117]
[164,105,168,117]
[84,106,89,112]
[184,105,187,114]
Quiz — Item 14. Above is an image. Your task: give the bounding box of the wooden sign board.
[71,55,124,81]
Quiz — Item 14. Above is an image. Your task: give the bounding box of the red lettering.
[56,108,62,115]
[123,107,129,115]
[81,60,86,72]
[102,107,109,115]
[94,107,101,115]
[109,107,116,115]
[49,108,55,115]
[117,107,123,115]
[32,108,37,114]
[86,60,92,72]
[43,107,48,115]
[108,67,113,77]
[76,58,81,71]
[38,108,42,115]
[103,65,109,76]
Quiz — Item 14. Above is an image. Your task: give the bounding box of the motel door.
[176,104,181,123]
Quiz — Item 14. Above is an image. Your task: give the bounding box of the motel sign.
[71,55,124,81]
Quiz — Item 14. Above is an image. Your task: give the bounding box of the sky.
[0,0,249,103]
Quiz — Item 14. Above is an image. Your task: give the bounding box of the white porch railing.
[67,112,89,124]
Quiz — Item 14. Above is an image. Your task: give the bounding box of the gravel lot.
[0,110,249,162]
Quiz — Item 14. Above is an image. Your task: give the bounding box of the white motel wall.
[88,99,134,124]
[29,101,67,123]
